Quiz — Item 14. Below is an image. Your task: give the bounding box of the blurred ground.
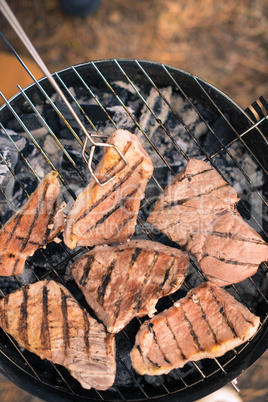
[0,0,267,401]
[0,0,268,109]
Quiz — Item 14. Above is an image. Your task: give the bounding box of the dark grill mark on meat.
[83,186,140,236]
[11,181,49,275]
[43,195,61,244]
[3,296,9,329]
[3,212,24,248]
[156,219,181,232]
[20,287,29,345]
[83,310,90,357]
[97,258,117,305]
[105,333,114,357]
[210,231,268,246]
[40,284,51,351]
[193,292,219,345]
[78,255,95,287]
[5,235,42,247]
[98,141,132,185]
[161,183,228,210]
[113,247,143,324]
[160,256,175,291]
[136,344,161,369]
[74,157,144,225]
[166,317,187,360]
[203,254,260,267]
[134,251,159,310]
[180,304,203,352]
[19,185,48,252]
[147,356,162,369]
[170,168,214,186]
[0,296,9,330]
[131,247,143,263]
[110,213,136,237]
[148,323,172,365]
[241,314,255,326]
[209,286,237,338]
[60,289,70,352]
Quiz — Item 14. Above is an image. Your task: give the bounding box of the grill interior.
[0,59,267,402]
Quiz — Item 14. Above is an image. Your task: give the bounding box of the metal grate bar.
[120,61,268,245]
[0,59,267,401]
[17,84,87,183]
[194,77,268,174]
[159,65,268,242]
[70,67,118,131]
[59,64,165,195]
[91,61,175,173]
[161,65,268,199]
[115,60,189,161]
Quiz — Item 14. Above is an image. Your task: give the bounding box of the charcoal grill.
[0,58,268,402]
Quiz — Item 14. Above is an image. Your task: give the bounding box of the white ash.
[1,81,266,236]
[0,78,267,394]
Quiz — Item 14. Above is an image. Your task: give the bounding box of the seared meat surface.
[0,280,116,390]
[147,158,239,247]
[148,158,268,285]
[64,130,153,249]
[0,171,65,276]
[70,240,189,333]
[130,282,260,375]
[189,211,268,286]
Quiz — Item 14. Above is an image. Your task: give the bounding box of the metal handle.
[0,0,128,186]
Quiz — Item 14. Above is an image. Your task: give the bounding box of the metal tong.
[0,0,127,186]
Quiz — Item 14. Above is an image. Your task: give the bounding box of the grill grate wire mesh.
[0,59,267,401]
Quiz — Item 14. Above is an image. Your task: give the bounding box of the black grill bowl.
[0,59,267,402]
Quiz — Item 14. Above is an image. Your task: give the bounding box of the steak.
[0,171,65,276]
[130,282,260,376]
[0,280,116,390]
[63,130,153,249]
[147,158,268,285]
[147,158,239,247]
[189,211,268,286]
[70,240,189,333]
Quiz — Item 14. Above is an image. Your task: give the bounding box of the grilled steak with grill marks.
[147,158,268,285]
[0,171,65,276]
[189,211,268,286]
[130,282,260,376]
[0,280,116,390]
[70,240,189,333]
[63,130,153,249]
[147,158,239,247]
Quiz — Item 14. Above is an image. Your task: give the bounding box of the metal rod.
[0,0,128,186]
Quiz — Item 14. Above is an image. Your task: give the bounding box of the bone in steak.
[0,280,116,390]
[130,282,260,376]
[70,240,189,333]
[0,171,65,276]
[63,130,154,249]
[147,158,268,285]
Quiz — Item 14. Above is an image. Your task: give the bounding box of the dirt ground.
[0,0,268,109]
[0,0,267,401]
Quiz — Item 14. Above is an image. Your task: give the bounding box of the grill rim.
[0,58,267,402]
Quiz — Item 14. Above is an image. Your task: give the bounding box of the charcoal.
[55,99,85,129]
[7,113,43,133]
[81,104,110,124]
[0,130,27,218]
[57,127,77,140]
[0,276,20,294]
[43,104,61,133]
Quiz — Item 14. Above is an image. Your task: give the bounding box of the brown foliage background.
[0,0,268,108]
